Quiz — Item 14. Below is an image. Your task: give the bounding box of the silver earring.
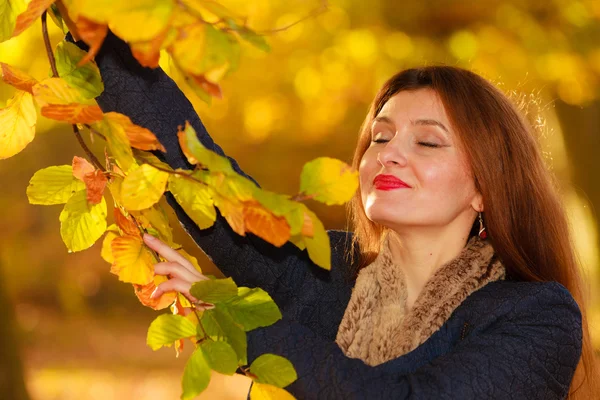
[478,212,487,239]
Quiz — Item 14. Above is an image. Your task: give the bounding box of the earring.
[478,211,487,239]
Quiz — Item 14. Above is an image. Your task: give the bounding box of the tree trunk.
[0,262,30,400]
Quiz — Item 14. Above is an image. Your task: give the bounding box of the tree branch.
[42,10,106,173]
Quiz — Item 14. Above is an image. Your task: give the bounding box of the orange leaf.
[114,208,140,237]
[0,63,37,93]
[83,169,107,204]
[242,201,290,247]
[301,210,314,237]
[130,28,171,68]
[190,74,222,99]
[75,17,108,67]
[176,129,197,164]
[12,0,57,38]
[215,196,245,236]
[72,156,95,180]
[41,103,103,124]
[104,112,166,152]
[133,274,176,310]
[110,235,155,285]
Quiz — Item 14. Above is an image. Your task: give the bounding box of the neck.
[386,223,473,309]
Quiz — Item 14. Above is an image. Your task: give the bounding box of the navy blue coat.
[74,32,582,399]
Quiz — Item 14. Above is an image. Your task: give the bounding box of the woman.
[69,31,597,399]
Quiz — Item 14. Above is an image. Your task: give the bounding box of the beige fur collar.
[335,234,506,366]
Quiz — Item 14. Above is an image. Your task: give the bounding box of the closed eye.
[418,142,440,148]
[372,138,389,144]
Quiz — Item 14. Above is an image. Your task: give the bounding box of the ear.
[470,191,483,213]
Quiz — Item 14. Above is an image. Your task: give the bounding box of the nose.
[376,139,408,167]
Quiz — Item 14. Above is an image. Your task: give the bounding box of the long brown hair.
[347,66,599,399]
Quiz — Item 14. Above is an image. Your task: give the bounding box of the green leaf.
[190,277,238,304]
[59,189,107,252]
[304,210,331,270]
[299,157,358,205]
[55,41,104,99]
[27,165,85,205]
[201,305,247,364]
[238,28,271,52]
[147,314,197,351]
[168,173,216,229]
[181,347,211,400]
[249,354,297,388]
[0,0,27,42]
[200,340,238,375]
[120,163,169,210]
[224,287,282,331]
[178,122,235,174]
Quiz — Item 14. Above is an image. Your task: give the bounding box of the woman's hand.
[142,233,209,304]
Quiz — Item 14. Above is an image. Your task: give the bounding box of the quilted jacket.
[70,32,583,399]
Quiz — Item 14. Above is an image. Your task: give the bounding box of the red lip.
[373,174,411,190]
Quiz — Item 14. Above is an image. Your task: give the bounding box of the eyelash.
[372,138,440,148]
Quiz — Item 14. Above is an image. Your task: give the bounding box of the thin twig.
[84,124,107,140]
[73,124,106,172]
[141,162,209,186]
[41,11,59,78]
[290,193,316,202]
[256,0,329,35]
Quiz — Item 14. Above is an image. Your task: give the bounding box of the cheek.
[419,159,474,200]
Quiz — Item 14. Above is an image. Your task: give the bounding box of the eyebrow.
[372,115,450,134]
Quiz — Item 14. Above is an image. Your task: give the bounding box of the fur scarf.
[335,234,506,366]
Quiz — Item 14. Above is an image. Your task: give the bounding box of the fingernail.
[150,287,158,299]
[144,233,156,242]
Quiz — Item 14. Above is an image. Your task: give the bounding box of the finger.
[152,278,197,302]
[143,234,192,268]
[154,261,204,283]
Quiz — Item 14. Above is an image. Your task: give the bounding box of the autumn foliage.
[0,0,357,399]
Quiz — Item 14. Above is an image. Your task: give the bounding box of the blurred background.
[1,0,599,398]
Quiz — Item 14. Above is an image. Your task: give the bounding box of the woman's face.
[359,88,482,233]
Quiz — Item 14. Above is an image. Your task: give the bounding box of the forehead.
[376,88,449,125]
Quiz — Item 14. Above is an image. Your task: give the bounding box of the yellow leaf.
[110,235,155,284]
[104,112,166,152]
[32,78,103,124]
[12,0,57,38]
[0,62,37,93]
[27,165,85,205]
[303,210,331,270]
[92,114,135,172]
[299,157,359,205]
[59,189,107,252]
[250,383,295,400]
[170,22,206,75]
[131,203,174,244]
[32,77,90,105]
[176,122,234,174]
[75,0,175,42]
[168,173,216,229]
[0,91,37,159]
[0,0,27,42]
[101,226,119,264]
[121,163,169,210]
